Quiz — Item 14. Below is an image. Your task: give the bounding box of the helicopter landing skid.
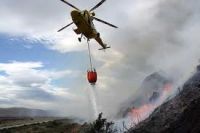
[98,46,111,50]
[78,37,81,42]
[78,34,83,42]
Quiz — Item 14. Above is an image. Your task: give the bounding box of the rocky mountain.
[128,65,200,133]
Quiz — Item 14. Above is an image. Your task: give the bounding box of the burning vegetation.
[117,71,173,124]
[128,65,200,133]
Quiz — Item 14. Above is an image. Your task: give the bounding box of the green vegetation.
[82,113,117,133]
[0,119,81,133]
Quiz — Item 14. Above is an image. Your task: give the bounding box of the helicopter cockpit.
[81,10,96,32]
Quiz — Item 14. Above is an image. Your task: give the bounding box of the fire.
[163,83,172,92]
[129,83,173,124]
[130,104,155,123]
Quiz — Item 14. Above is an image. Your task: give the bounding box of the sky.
[0,0,200,120]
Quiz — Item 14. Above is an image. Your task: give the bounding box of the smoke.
[129,83,172,124]
[113,71,174,129]
[88,0,200,121]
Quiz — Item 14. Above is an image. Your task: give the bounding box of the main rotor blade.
[60,0,80,10]
[89,0,106,12]
[93,17,118,28]
[57,22,73,32]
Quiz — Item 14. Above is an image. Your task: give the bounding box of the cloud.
[0,61,89,117]
[0,0,118,52]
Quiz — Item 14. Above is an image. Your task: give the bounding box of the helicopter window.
[91,21,95,28]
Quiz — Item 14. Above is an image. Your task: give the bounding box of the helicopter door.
[90,20,97,33]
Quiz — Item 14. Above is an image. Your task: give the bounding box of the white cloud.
[0,0,120,52]
[0,61,90,118]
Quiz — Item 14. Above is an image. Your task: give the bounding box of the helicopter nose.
[71,10,80,18]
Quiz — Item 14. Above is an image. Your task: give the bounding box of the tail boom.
[95,36,110,50]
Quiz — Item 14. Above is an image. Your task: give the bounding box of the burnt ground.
[128,71,200,133]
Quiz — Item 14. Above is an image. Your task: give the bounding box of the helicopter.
[58,0,118,50]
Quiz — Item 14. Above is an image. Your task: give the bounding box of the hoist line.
[87,41,93,70]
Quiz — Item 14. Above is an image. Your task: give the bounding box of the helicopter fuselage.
[58,0,117,50]
[70,10,108,49]
[71,10,97,39]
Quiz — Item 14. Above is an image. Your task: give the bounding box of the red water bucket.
[87,69,97,85]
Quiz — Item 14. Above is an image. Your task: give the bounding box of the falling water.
[87,85,98,120]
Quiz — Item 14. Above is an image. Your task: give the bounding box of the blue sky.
[0,34,88,70]
[0,33,91,89]
[0,32,91,116]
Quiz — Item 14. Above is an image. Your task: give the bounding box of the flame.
[130,104,155,123]
[129,83,173,124]
[163,83,172,92]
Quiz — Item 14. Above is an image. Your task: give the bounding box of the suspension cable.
[87,41,93,70]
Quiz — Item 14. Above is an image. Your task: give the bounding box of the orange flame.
[130,104,155,123]
[129,83,173,124]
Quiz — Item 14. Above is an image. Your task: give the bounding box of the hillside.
[0,119,82,133]
[129,66,200,133]
[0,107,51,118]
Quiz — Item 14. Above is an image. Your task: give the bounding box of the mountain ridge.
[0,107,52,118]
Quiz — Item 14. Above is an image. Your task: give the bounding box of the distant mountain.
[0,107,52,118]
[129,65,200,133]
